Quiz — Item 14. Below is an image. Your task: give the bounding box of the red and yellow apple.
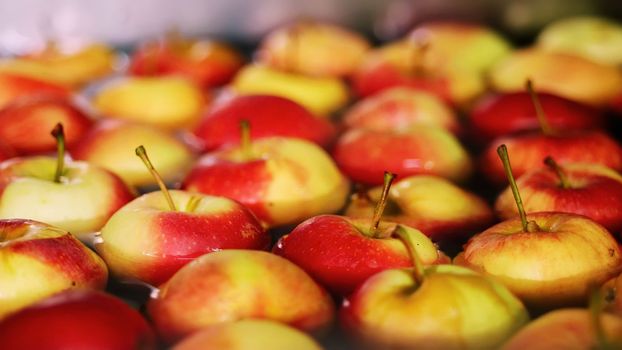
[0,72,70,110]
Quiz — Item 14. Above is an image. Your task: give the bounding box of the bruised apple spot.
[9,235,106,285]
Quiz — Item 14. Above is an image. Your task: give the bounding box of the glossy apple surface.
[0,156,135,239]
[173,319,323,350]
[0,72,70,110]
[333,126,472,185]
[193,95,336,151]
[96,190,269,286]
[274,216,447,296]
[341,264,528,349]
[71,120,195,188]
[346,175,494,243]
[147,249,335,344]
[183,137,349,228]
[0,289,156,350]
[455,212,622,308]
[495,163,622,233]
[0,219,108,318]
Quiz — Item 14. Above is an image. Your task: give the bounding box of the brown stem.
[239,119,252,159]
[394,225,425,286]
[543,156,570,189]
[370,172,397,238]
[50,123,65,183]
[526,79,554,136]
[135,145,176,211]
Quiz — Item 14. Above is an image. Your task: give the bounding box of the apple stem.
[186,195,202,212]
[370,172,397,238]
[409,37,429,76]
[51,123,65,183]
[543,156,570,189]
[497,144,539,233]
[394,225,425,285]
[526,79,554,136]
[239,119,252,159]
[589,289,617,350]
[135,145,177,211]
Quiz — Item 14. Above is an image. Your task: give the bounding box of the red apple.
[96,146,268,286]
[333,126,472,185]
[129,35,244,88]
[0,289,157,350]
[0,219,108,318]
[0,72,70,110]
[0,96,93,155]
[147,249,335,344]
[470,91,603,143]
[192,95,336,151]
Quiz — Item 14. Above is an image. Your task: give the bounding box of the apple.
[192,94,336,151]
[341,228,528,349]
[502,308,622,350]
[0,289,157,350]
[0,219,108,318]
[96,145,269,286]
[470,91,603,143]
[332,126,472,185]
[489,48,622,106]
[230,64,349,116]
[456,145,622,309]
[345,174,494,243]
[147,249,335,344]
[0,124,135,241]
[70,119,195,189]
[602,271,622,317]
[0,43,116,88]
[342,87,460,134]
[0,139,15,162]
[495,160,622,234]
[173,319,323,350]
[183,134,349,228]
[92,76,207,130]
[0,72,70,110]
[0,96,93,155]
[256,20,370,78]
[537,16,622,66]
[129,34,244,88]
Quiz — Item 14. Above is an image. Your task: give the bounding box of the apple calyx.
[369,171,397,238]
[135,145,177,211]
[543,156,570,189]
[51,123,66,183]
[497,144,540,233]
[393,225,426,286]
[589,289,620,350]
[526,79,555,136]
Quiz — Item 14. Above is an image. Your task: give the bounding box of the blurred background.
[1,0,621,54]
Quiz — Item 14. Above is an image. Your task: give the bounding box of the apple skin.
[489,48,622,106]
[0,72,70,110]
[333,126,472,186]
[495,163,622,234]
[129,38,244,88]
[470,91,603,143]
[182,137,350,228]
[343,87,460,135]
[345,175,494,243]
[70,119,195,188]
[172,319,323,350]
[455,212,622,309]
[501,308,622,350]
[92,76,207,130]
[341,264,529,350]
[147,249,335,344]
[0,289,157,350]
[0,219,108,318]
[480,131,622,185]
[256,20,370,78]
[273,215,448,296]
[0,97,93,155]
[230,64,349,116]
[0,156,136,239]
[0,44,116,88]
[96,190,269,286]
[193,95,336,151]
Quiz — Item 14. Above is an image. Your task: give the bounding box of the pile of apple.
[2,15,622,349]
